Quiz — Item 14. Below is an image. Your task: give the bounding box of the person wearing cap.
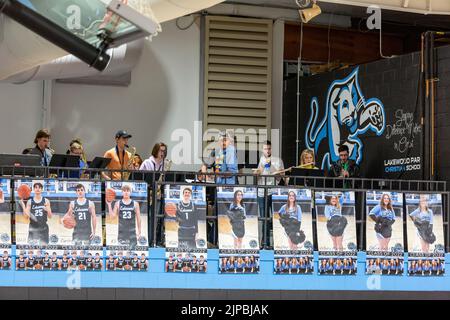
[102,130,133,180]
[200,131,238,184]
[23,129,54,166]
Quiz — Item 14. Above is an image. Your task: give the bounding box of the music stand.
[0,154,42,176]
[49,154,81,177]
[288,168,325,187]
[88,157,111,178]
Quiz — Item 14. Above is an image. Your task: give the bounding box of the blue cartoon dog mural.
[305,67,386,169]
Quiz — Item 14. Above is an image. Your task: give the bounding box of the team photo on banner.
[315,191,358,275]
[105,181,149,271]
[0,179,12,270]
[217,187,259,274]
[163,184,208,273]
[272,188,314,274]
[14,179,103,271]
[405,193,445,276]
[366,191,404,275]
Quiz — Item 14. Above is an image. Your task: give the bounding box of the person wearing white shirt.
[253,140,285,247]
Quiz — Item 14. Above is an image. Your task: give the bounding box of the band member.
[102,130,133,180]
[175,188,200,249]
[369,193,396,251]
[298,149,319,169]
[278,191,304,250]
[23,129,53,166]
[65,184,97,245]
[107,184,141,247]
[324,195,347,251]
[409,194,435,253]
[200,131,238,184]
[132,154,143,171]
[140,143,168,171]
[328,145,360,178]
[253,140,284,247]
[227,190,246,249]
[19,182,52,245]
[66,139,88,178]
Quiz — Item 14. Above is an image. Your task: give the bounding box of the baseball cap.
[115,130,132,139]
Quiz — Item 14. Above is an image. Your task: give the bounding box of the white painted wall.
[0,81,44,153]
[50,20,201,170]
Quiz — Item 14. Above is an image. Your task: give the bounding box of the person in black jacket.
[328,145,360,178]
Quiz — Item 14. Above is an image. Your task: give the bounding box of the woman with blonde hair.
[299,149,318,169]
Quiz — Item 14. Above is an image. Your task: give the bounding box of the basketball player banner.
[0,179,12,270]
[405,193,445,276]
[217,187,260,274]
[315,191,358,275]
[163,184,208,273]
[366,191,404,276]
[14,179,103,271]
[272,188,314,275]
[105,181,149,272]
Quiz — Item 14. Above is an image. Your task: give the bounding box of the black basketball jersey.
[198,261,206,272]
[70,257,78,267]
[17,258,26,269]
[118,200,136,234]
[175,259,183,271]
[94,258,102,270]
[73,199,91,234]
[35,256,43,265]
[43,258,51,269]
[107,259,115,270]
[2,256,10,268]
[176,201,197,229]
[29,197,48,229]
[139,259,147,270]
[51,258,59,270]
[167,260,175,272]
[26,257,34,268]
[131,259,139,269]
[191,261,199,272]
[77,257,86,266]
[116,258,125,269]
[124,257,131,266]
[61,259,69,270]
[182,259,191,269]
[86,258,94,270]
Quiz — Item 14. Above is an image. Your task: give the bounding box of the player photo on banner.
[315,191,358,275]
[0,179,12,270]
[366,191,404,276]
[14,179,103,271]
[405,193,445,276]
[163,185,207,273]
[105,181,149,271]
[217,187,260,274]
[272,188,314,275]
